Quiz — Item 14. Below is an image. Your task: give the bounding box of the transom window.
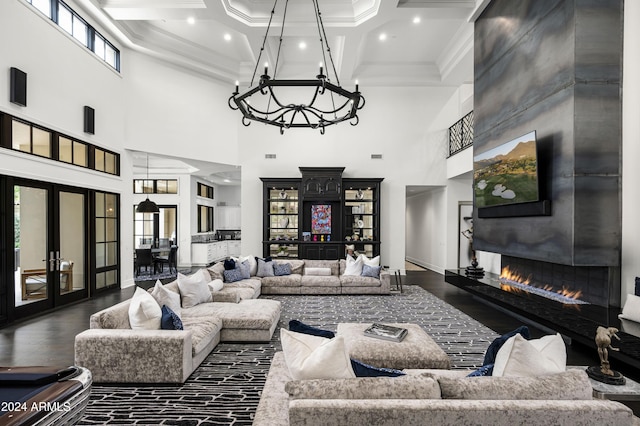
[198,182,214,199]
[133,179,178,194]
[25,0,120,71]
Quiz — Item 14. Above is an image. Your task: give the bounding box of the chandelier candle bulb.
[235,81,239,93]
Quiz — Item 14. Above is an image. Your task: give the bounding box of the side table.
[571,366,640,401]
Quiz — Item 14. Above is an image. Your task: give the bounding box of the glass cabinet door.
[266,185,299,258]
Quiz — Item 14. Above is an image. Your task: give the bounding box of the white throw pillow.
[208,278,224,292]
[177,269,213,308]
[359,254,380,267]
[620,294,640,322]
[128,286,162,330]
[305,267,332,276]
[280,329,355,380]
[493,333,566,377]
[343,255,364,276]
[150,280,182,317]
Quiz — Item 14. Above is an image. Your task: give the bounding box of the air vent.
[371,154,383,159]
[265,154,276,159]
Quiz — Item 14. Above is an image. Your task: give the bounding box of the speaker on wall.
[10,67,27,107]
[84,105,95,134]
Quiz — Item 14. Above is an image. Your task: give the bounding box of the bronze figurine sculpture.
[586,326,625,385]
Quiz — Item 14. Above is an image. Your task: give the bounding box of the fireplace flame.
[500,266,585,305]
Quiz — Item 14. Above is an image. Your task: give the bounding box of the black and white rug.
[78,285,499,425]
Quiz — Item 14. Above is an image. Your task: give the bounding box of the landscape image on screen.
[473,131,539,208]
[311,204,331,234]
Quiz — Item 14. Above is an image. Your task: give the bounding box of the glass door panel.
[14,185,49,307]
[59,191,85,296]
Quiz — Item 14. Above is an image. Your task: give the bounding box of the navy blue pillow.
[482,325,530,366]
[161,305,183,330]
[224,258,236,270]
[467,363,494,377]
[289,320,335,339]
[351,359,405,377]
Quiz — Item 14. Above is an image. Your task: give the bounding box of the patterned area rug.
[78,285,499,425]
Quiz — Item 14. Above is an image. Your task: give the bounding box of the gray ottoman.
[337,323,451,370]
[208,299,281,342]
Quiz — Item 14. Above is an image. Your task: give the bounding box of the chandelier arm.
[350,115,360,126]
[250,0,279,87]
[357,95,366,110]
[313,0,341,86]
[305,99,352,115]
[266,85,292,110]
[242,116,252,127]
[228,95,239,110]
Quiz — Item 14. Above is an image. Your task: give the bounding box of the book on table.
[363,323,408,342]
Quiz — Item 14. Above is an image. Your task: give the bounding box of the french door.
[10,179,88,319]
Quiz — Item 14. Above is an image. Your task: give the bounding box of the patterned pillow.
[256,258,275,277]
[238,260,251,279]
[361,264,382,278]
[274,262,291,276]
[160,305,184,330]
[223,268,245,283]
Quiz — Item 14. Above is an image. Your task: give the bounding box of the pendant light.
[136,153,159,213]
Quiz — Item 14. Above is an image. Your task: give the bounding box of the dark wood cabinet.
[299,167,344,200]
[261,169,383,260]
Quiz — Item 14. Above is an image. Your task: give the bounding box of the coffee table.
[337,322,451,370]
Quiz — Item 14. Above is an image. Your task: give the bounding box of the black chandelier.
[228,0,365,134]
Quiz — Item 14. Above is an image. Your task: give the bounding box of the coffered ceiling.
[81,0,483,87]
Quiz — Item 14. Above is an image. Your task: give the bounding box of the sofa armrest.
[380,269,391,293]
[211,287,241,303]
[74,328,193,383]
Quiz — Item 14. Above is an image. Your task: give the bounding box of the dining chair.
[155,245,178,274]
[135,248,155,276]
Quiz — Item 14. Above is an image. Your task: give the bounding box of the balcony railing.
[448,111,474,157]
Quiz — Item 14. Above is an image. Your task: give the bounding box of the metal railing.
[448,111,474,157]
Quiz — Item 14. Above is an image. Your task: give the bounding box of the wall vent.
[265,154,276,159]
[371,154,383,159]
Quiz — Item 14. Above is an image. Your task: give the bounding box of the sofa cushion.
[301,275,341,287]
[180,315,223,356]
[438,369,593,400]
[160,305,184,330]
[361,264,382,279]
[304,267,332,276]
[128,287,162,330]
[340,275,381,287]
[207,262,225,281]
[351,359,405,377]
[223,268,245,283]
[275,259,304,275]
[281,329,355,380]
[289,320,336,339]
[150,280,182,317]
[177,269,213,308]
[493,333,566,377]
[343,256,364,276]
[262,274,302,287]
[304,260,339,276]
[204,299,281,330]
[483,325,530,367]
[620,293,640,322]
[285,374,440,400]
[257,258,275,277]
[274,262,292,276]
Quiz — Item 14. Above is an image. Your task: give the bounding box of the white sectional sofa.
[74,279,281,384]
[254,352,635,426]
[207,258,390,295]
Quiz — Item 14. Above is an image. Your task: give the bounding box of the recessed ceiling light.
[379,33,387,41]
[224,33,231,41]
[413,16,421,24]
[299,41,307,50]
[223,178,231,183]
[187,17,195,25]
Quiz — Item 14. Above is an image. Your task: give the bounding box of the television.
[311,204,331,234]
[473,131,540,208]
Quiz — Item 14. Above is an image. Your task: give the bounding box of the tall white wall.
[405,188,447,272]
[621,1,640,302]
[237,86,458,270]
